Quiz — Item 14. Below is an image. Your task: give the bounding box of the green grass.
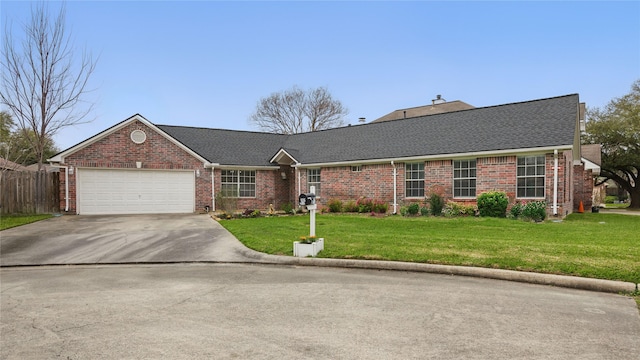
[0,214,53,230]
[602,203,631,209]
[220,213,640,283]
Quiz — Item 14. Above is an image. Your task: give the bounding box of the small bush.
[522,201,546,222]
[407,203,420,215]
[343,200,358,213]
[605,195,617,204]
[215,191,238,214]
[399,206,409,216]
[280,202,293,214]
[443,202,476,217]
[356,197,374,213]
[420,206,429,216]
[477,191,508,217]
[372,200,389,214]
[429,193,444,216]
[327,198,343,213]
[509,202,524,219]
[242,209,261,218]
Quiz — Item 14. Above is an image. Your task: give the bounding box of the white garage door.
[77,169,195,215]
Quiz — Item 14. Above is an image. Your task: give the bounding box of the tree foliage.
[250,86,348,134]
[1,2,96,170]
[585,79,640,208]
[0,111,58,166]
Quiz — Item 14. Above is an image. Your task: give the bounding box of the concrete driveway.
[0,214,253,266]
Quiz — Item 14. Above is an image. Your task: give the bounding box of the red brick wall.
[59,120,211,213]
[212,169,280,211]
[573,164,593,211]
[294,152,573,217]
[425,160,453,200]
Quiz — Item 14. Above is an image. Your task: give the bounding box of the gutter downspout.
[49,163,69,212]
[297,167,301,200]
[211,166,215,211]
[391,161,397,214]
[204,163,219,212]
[553,150,559,216]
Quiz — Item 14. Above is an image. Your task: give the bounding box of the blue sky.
[2,1,639,151]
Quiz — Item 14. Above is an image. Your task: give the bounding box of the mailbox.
[298,193,316,206]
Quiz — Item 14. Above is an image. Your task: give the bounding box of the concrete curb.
[235,246,638,294]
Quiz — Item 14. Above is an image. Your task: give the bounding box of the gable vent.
[130,130,147,144]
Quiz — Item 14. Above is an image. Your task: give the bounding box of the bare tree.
[1,2,96,170]
[250,86,348,134]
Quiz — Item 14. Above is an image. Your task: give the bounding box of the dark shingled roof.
[156,126,286,167]
[158,94,579,166]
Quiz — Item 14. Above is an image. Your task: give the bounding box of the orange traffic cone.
[578,201,584,213]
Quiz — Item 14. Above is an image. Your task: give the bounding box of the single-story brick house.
[48,94,596,216]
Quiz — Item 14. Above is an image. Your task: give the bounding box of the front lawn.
[0,214,53,231]
[220,213,640,284]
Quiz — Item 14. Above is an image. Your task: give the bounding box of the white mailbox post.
[307,186,317,237]
[294,186,324,257]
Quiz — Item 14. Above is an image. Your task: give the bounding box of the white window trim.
[307,168,321,197]
[453,159,477,199]
[221,169,256,198]
[516,155,546,199]
[405,162,425,198]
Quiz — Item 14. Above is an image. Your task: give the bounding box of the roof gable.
[48,114,210,164]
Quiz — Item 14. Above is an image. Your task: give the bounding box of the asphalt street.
[1,214,639,359]
[2,263,639,359]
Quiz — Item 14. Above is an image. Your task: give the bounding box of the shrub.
[356,197,374,213]
[477,191,508,217]
[399,206,409,217]
[242,209,261,218]
[215,191,237,214]
[522,201,546,222]
[429,193,444,216]
[605,195,617,204]
[280,202,293,214]
[420,206,429,216]
[327,199,343,213]
[509,202,524,219]
[443,202,476,217]
[343,200,358,213]
[372,200,389,214]
[407,203,420,215]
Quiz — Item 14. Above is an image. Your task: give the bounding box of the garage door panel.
[78,169,195,215]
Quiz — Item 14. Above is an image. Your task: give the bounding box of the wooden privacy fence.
[0,171,60,214]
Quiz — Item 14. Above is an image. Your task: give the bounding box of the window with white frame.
[307,169,321,196]
[221,170,256,197]
[405,162,424,198]
[517,155,545,198]
[453,159,476,198]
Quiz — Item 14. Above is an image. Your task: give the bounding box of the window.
[308,169,321,196]
[405,163,424,197]
[351,165,362,172]
[453,160,476,198]
[517,155,545,198]
[221,170,256,197]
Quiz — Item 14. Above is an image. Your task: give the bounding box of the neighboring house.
[25,163,59,173]
[371,95,475,123]
[48,94,592,217]
[580,144,604,207]
[0,157,31,172]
